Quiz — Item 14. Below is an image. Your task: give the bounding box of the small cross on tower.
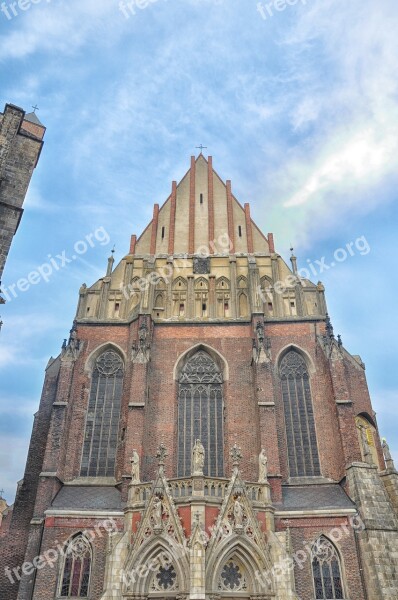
[0,489,4,499]
[32,105,39,113]
[196,144,207,155]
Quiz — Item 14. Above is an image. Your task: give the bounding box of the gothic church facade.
[1,154,398,600]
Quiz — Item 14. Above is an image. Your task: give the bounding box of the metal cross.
[196,144,207,154]
[32,104,39,113]
[0,489,4,498]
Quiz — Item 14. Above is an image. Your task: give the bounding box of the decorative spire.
[156,442,168,467]
[230,443,242,470]
[106,247,115,277]
[290,246,298,275]
[337,334,343,348]
[325,313,334,339]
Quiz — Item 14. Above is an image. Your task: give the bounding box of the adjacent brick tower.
[1,154,397,600]
[0,103,45,303]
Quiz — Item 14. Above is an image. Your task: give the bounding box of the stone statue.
[192,439,205,475]
[152,496,163,529]
[259,449,268,482]
[359,425,373,465]
[382,438,395,469]
[130,449,140,482]
[233,498,244,528]
[382,438,392,461]
[69,329,79,352]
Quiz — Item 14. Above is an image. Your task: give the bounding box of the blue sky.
[0,0,397,501]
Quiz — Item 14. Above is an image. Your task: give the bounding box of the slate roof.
[280,484,355,511]
[24,111,44,126]
[51,486,122,511]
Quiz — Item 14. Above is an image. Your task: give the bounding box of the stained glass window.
[80,350,124,477]
[279,351,321,477]
[218,560,247,592]
[150,564,179,592]
[177,351,224,477]
[60,535,91,598]
[312,537,344,599]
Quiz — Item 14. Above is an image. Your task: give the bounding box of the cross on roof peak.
[32,104,39,113]
[196,144,207,155]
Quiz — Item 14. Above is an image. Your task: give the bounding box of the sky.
[0,0,397,502]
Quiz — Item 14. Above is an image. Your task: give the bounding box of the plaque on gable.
[193,257,210,274]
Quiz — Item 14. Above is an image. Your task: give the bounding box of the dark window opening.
[200,193,203,204]
[161,226,165,239]
[80,351,124,477]
[238,225,242,237]
[177,351,224,477]
[280,351,320,477]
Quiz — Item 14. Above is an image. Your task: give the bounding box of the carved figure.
[359,425,373,465]
[233,498,244,527]
[153,496,163,528]
[259,449,268,482]
[130,449,140,482]
[192,439,205,474]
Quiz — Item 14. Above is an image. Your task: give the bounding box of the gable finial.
[196,144,207,155]
[230,443,242,470]
[156,442,168,467]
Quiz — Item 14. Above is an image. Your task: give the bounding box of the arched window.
[172,277,187,317]
[177,351,224,477]
[60,534,92,598]
[80,350,124,477]
[216,277,230,318]
[279,350,320,477]
[312,537,345,599]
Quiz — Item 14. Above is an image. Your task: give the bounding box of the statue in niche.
[152,496,163,529]
[256,321,265,347]
[259,449,268,482]
[192,439,205,475]
[233,497,244,528]
[359,425,373,465]
[130,449,140,482]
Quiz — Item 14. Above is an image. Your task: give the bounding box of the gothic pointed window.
[312,537,345,599]
[59,534,91,598]
[177,351,224,477]
[279,350,321,477]
[80,350,124,477]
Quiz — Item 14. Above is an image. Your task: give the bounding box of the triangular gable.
[133,155,271,257]
[206,469,272,565]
